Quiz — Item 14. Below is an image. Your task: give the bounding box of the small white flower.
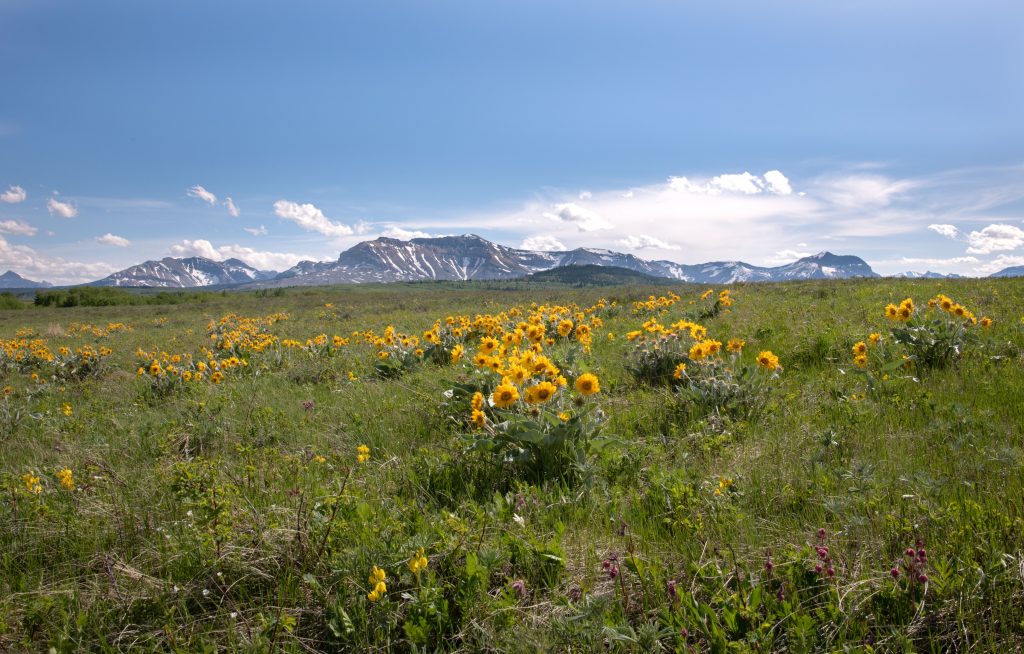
[230,612,238,619]
[202,588,210,597]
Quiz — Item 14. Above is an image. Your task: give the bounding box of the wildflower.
[726,338,745,353]
[210,371,225,384]
[672,362,687,379]
[510,579,527,598]
[357,444,370,463]
[471,391,484,412]
[408,548,428,575]
[56,468,74,490]
[367,565,387,601]
[852,341,867,356]
[557,411,571,421]
[492,382,520,409]
[524,381,557,405]
[348,371,358,381]
[574,372,600,396]
[980,316,993,328]
[22,472,42,494]
[313,455,326,464]
[62,403,73,417]
[756,351,780,371]
[471,409,486,428]
[868,332,881,344]
[451,344,465,364]
[884,304,899,320]
[854,354,868,368]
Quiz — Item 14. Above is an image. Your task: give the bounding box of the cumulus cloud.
[0,235,117,284]
[668,170,793,196]
[96,233,131,247]
[617,234,679,250]
[47,197,78,218]
[928,224,960,239]
[975,254,1024,276]
[1,185,26,203]
[578,190,592,200]
[763,170,793,195]
[543,202,612,232]
[244,225,268,236]
[966,224,1024,254]
[187,185,217,205]
[380,226,433,240]
[224,197,240,217]
[0,220,37,236]
[273,200,354,237]
[168,239,308,271]
[520,235,566,251]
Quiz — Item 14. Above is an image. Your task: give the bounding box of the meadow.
[1,278,1022,652]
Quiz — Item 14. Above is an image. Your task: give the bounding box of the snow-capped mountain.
[93,257,277,288]
[267,234,879,285]
[892,271,964,279]
[0,270,52,288]
[989,265,1024,278]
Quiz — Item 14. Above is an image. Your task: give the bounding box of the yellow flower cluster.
[756,351,780,371]
[408,548,428,575]
[357,444,370,464]
[22,472,42,494]
[884,298,915,321]
[57,468,74,490]
[367,566,387,602]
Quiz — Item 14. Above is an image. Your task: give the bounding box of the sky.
[2,0,1023,284]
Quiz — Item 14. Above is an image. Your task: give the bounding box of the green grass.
[1,278,1023,652]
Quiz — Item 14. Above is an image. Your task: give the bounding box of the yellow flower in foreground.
[408,548,429,575]
[524,381,557,405]
[852,341,867,356]
[367,565,387,601]
[853,354,868,368]
[672,362,687,379]
[471,409,486,429]
[62,403,73,417]
[575,373,600,396]
[22,472,42,494]
[726,338,745,353]
[756,351,780,371]
[980,316,993,328]
[868,332,881,344]
[57,468,75,490]
[357,444,370,464]
[492,383,520,409]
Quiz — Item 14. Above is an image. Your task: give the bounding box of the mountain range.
[91,257,278,287]
[4,234,1022,289]
[262,234,879,287]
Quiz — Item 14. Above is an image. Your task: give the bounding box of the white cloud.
[543,202,612,232]
[1,185,26,203]
[966,224,1024,254]
[96,233,131,247]
[520,235,566,251]
[900,256,979,266]
[0,235,117,284]
[578,190,592,200]
[380,226,433,240]
[244,225,268,236]
[617,234,679,250]
[766,249,814,265]
[763,170,792,195]
[0,220,37,236]
[813,174,916,208]
[928,224,959,239]
[47,197,78,218]
[273,200,354,237]
[187,185,217,205]
[975,254,1024,275]
[168,239,308,271]
[224,197,240,217]
[668,170,793,196]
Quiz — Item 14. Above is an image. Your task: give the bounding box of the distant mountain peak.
[0,270,52,288]
[92,256,277,288]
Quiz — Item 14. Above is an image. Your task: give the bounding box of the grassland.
[1,278,1023,652]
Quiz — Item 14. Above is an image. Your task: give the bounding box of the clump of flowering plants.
[456,340,609,480]
[882,295,989,370]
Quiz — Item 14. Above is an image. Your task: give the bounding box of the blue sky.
[2,0,1023,283]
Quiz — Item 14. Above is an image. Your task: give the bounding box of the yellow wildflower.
[574,373,600,396]
[492,383,520,409]
[357,444,370,463]
[57,468,74,490]
[408,548,429,575]
[22,472,42,494]
[756,351,780,371]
